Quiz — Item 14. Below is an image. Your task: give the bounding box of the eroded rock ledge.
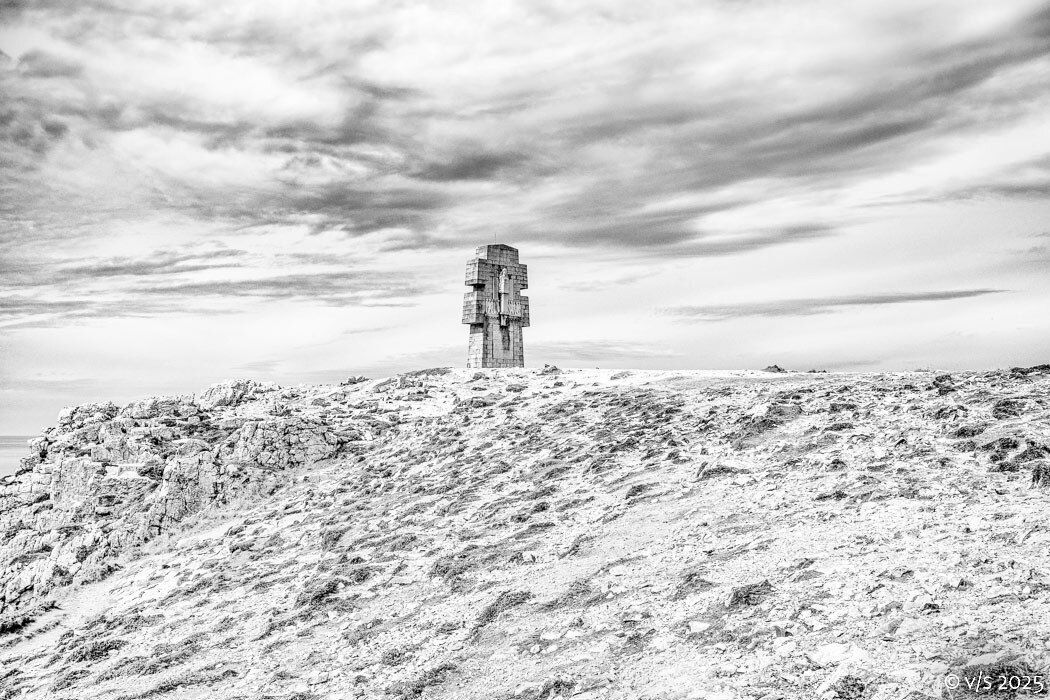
[0,379,372,628]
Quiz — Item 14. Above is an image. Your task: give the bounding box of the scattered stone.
[932,374,956,395]
[1031,461,1050,487]
[726,580,773,607]
[688,621,712,634]
[992,399,1025,420]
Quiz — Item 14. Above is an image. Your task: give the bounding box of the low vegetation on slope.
[1,365,1049,699]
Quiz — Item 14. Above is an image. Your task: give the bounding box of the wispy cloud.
[558,273,646,293]
[135,272,431,305]
[4,1,1049,259]
[530,340,682,363]
[2,1,1050,432]
[16,48,82,78]
[666,289,1007,322]
[1,249,246,286]
[0,241,437,328]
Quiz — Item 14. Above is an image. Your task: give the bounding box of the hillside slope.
[1,366,1049,700]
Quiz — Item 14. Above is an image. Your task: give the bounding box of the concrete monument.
[462,244,529,368]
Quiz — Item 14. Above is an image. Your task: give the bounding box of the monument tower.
[462,244,529,368]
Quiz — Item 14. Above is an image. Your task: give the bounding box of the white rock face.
[0,379,367,625]
[195,379,274,410]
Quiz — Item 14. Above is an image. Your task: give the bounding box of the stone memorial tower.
[462,244,529,368]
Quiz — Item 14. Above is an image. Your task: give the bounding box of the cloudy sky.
[2,0,1049,433]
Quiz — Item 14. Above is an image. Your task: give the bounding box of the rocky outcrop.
[0,380,367,628]
[1,366,1049,700]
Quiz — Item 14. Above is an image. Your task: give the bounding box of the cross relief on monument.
[462,244,529,368]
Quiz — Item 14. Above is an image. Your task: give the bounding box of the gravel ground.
[1,365,1048,700]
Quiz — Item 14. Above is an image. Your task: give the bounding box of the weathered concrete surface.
[462,244,529,368]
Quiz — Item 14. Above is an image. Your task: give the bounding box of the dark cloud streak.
[0,249,247,288]
[135,272,433,306]
[666,289,1007,322]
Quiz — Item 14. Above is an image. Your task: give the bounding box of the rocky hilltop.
[0,366,1048,700]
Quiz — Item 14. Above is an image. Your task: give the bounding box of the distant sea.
[0,436,35,477]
